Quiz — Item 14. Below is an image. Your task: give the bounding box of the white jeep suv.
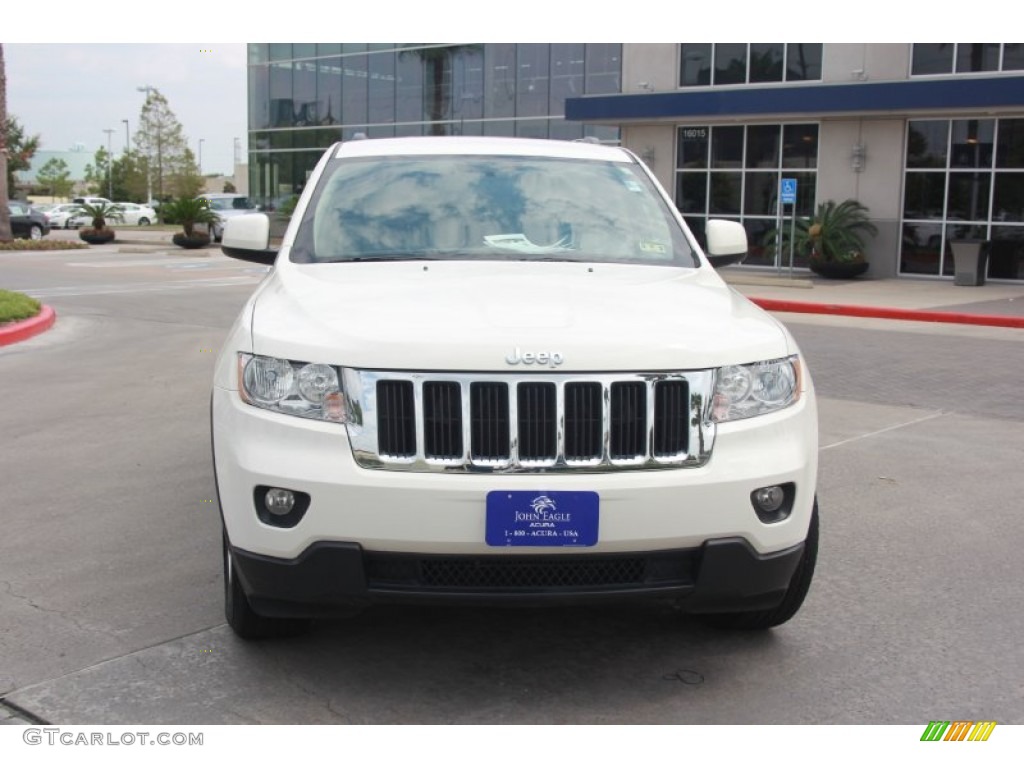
[212,136,818,639]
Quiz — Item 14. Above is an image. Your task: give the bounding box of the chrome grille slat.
[349,371,716,473]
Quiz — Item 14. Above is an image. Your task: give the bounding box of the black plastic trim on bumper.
[230,537,805,618]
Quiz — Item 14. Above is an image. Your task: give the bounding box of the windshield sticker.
[639,240,667,254]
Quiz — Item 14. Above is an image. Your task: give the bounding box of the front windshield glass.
[291,154,698,266]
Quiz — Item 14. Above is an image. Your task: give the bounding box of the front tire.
[138,217,151,226]
[29,225,43,240]
[223,532,311,640]
[698,500,819,631]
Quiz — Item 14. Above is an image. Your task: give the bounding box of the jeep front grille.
[346,371,716,472]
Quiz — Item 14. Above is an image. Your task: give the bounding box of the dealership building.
[247,43,1024,281]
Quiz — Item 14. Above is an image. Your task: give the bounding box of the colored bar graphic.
[968,722,997,742]
[944,721,973,741]
[921,721,950,741]
[920,720,996,742]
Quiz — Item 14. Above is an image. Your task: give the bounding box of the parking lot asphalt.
[1,236,1023,726]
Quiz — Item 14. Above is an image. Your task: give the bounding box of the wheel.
[699,500,819,631]
[223,531,310,640]
[138,217,151,226]
[29,225,43,240]
[213,225,223,243]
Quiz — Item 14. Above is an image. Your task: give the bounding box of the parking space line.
[820,411,948,451]
[22,276,262,298]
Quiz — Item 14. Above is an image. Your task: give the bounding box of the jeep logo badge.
[505,347,564,367]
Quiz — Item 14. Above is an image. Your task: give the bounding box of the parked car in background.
[45,203,87,229]
[6,201,51,240]
[72,196,113,207]
[112,203,157,226]
[199,193,258,242]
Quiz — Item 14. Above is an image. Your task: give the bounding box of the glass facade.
[901,118,1024,280]
[679,44,822,87]
[675,123,819,267]
[247,43,622,208]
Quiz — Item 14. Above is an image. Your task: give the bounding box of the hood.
[249,257,792,371]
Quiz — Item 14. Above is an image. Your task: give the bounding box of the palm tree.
[74,200,124,232]
[0,44,12,243]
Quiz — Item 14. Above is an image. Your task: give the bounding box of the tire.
[213,225,223,244]
[698,500,819,631]
[138,218,151,226]
[29,225,43,240]
[223,531,311,640]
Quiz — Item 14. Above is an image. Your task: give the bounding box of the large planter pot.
[173,232,211,249]
[79,229,116,245]
[809,260,869,279]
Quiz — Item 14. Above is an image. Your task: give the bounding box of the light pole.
[198,138,204,176]
[103,128,114,199]
[137,85,156,203]
[122,119,129,154]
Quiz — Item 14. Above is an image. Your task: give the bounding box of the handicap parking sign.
[780,178,797,205]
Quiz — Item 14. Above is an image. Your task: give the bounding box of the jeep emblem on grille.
[506,347,564,367]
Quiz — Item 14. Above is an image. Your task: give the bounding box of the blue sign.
[486,491,599,547]
[781,178,798,205]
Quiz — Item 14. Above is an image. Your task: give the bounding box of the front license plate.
[485,491,599,547]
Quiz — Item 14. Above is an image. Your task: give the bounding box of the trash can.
[949,239,990,286]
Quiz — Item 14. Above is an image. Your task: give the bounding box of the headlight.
[238,353,351,422]
[712,356,801,422]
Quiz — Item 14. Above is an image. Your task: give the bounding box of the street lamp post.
[103,128,114,199]
[198,138,204,176]
[137,85,156,203]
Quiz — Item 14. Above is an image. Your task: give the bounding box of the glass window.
[901,117,1024,280]
[750,44,784,83]
[709,173,742,215]
[996,119,1024,167]
[517,44,550,118]
[584,44,621,95]
[782,125,818,168]
[786,44,822,81]
[956,43,1000,73]
[268,44,292,62]
[679,44,711,86]
[676,173,707,212]
[1003,44,1024,71]
[711,126,743,169]
[950,119,994,168]
[912,44,954,75]
[317,57,342,126]
[747,125,780,168]
[907,121,949,168]
[342,53,368,127]
[744,172,777,216]
[396,50,424,125]
[677,126,709,169]
[269,62,294,128]
[714,44,747,86]
[368,51,396,126]
[292,60,318,126]
[453,48,485,122]
[549,44,584,115]
[484,44,515,118]
[250,63,270,129]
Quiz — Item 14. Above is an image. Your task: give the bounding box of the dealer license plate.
[485,491,599,547]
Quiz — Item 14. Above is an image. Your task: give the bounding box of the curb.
[750,298,1024,329]
[0,305,57,347]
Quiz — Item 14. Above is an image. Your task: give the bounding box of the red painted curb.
[751,298,1024,329]
[0,305,57,346]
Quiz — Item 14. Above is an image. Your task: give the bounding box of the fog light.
[753,486,785,514]
[264,488,295,516]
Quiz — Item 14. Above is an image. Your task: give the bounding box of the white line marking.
[23,276,260,298]
[821,411,947,451]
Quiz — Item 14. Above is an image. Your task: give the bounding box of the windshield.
[208,197,255,211]
[291,154,698,266]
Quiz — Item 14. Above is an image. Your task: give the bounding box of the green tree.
[166,146,204,199]
[2,115,40,195]
[109,150,150,202]
[36,157,74,199]
[134,89,190,201]
[82,146,112,196]
[223,180,237,193]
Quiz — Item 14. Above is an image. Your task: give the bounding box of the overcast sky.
[5,44,247,177]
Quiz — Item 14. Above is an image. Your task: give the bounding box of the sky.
[5,44,247,177]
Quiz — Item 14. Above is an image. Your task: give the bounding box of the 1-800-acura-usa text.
[212,136,818,639]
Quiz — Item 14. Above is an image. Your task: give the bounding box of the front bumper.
[229,536,806,617]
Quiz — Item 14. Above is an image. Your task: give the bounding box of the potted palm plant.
[160,197,219,249]
[75,201,123,244]
[763,199,878,278]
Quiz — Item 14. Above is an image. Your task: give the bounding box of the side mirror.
[221,214,278,265]
[705,219,748,268]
